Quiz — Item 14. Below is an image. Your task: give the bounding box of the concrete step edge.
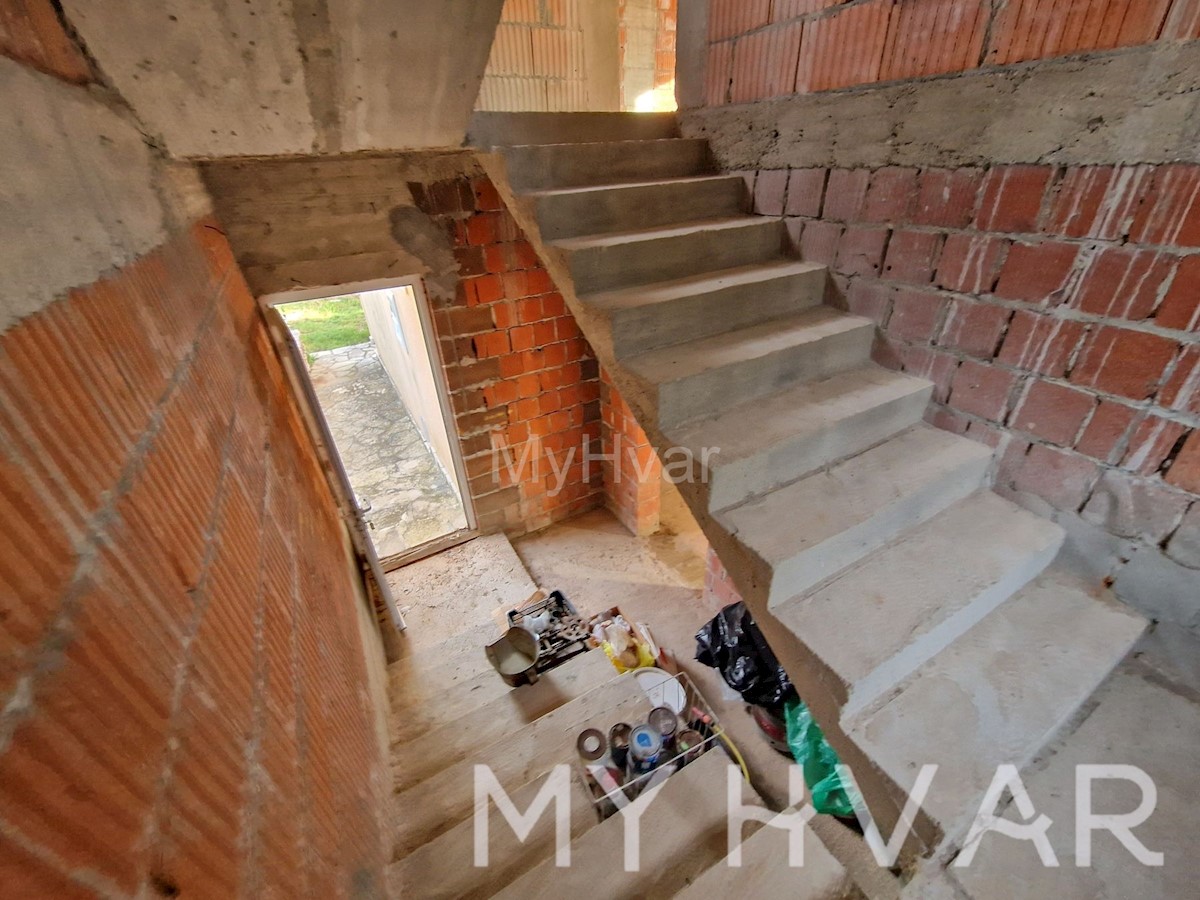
[717,426,994,605]
[847,565,1147,846]
[551,214,775,251]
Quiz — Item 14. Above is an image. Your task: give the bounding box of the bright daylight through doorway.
[280,285,469,563]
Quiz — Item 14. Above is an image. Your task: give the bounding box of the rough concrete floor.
[513,508,899,899]
[386,533,537,651]
[309,342,466,558]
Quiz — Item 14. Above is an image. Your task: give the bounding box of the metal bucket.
[485,626,541,687]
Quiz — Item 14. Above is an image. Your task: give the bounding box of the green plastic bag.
[784,697,855,817]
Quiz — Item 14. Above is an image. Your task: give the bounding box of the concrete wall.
[202,154,605,535]
[680,4,1200,634]
[0,6,390,893]
[477,0,620,111]
[58,0,504,156]
[361,285,459,489]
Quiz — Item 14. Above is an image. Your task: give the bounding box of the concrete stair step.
[390,671,647,858]
[503,138,711,191]
[493,750,767,899]
[668,365,933,512]
[555,215,785,294]
[388,765,601,900]
[775,491,1064,723]
[391,649,617,791]
[848,566,1146,847]
[585,259,827,359]
[387,621,502,716]
[950,665,1194,897]
[673,807,852,900]
[626,307,875,430]
[529,175,747,240]
[468,111,679,148]
[717,425,994,607]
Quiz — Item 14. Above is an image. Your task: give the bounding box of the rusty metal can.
[608,722,632,770]
[675,728,705,765]
[648,705,679,753]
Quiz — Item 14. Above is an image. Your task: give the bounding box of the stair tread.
[390,649,617,790]
[550,214,773,252]
[522,173,743,198]
[775,491,1064,720]
[494,750,764,898]
[626,306,871,388]
[389,766,599,900]
[718,425,992,567]
[848,565,1146,840]
[674,807,850,900]
[507,136,707,151]
[390,672,647,858]
[952,667,1197,897]
[583,259,823,312]
[668,364,931,470]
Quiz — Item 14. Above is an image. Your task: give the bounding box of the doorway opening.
[275,281,474,569]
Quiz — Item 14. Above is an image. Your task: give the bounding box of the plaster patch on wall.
[0,57,167,333]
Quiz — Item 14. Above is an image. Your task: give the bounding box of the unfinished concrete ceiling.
[60,0,504,157]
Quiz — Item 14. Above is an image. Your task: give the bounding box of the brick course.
[703,0,1194,102]
[765,158,1200,560]
[412,175,604,535]
[0,221,387,896]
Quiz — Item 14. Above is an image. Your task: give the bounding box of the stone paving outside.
[308,342,467,559]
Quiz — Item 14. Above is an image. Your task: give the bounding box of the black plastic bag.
[694,602,796,707]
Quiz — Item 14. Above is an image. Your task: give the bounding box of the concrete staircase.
[385,633,850,898]
[472,114,1148,866]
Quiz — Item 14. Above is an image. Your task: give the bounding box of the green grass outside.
[280,296,370,360]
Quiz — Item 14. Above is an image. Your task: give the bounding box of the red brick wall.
[600,367,662,535]
[703,546,744,612]
[479,0,590,111]
[411,176,604,535]
[0,221,387,896]
[0,0,90,83]
[655,0,678,88]
[746,163,1200,552]
[705,0,1200,104]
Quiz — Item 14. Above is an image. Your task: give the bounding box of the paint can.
[648,705,679,753]
[608,723,632,770]
[576,727,607,763]
[675,728,705,765]
[628,723,662,775]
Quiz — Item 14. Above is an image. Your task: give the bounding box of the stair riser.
[606,267,826,359]
[842,531,1063,723]
[536,177,747,241]
[469,111,678,148]
[655,322,874,430]
[566,220,784,294]
[505,140,710,191]
[763,449,992,607]
[705,384,933,512]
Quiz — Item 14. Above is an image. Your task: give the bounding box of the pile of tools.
[575,687,718,819]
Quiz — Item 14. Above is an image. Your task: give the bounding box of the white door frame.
[261,277,478,570]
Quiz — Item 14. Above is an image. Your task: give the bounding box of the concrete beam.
[61,0,318,157]
[681,40,1200,170]
[199,151,479,300]
[61,0,503,157]
[330,0,503,152]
